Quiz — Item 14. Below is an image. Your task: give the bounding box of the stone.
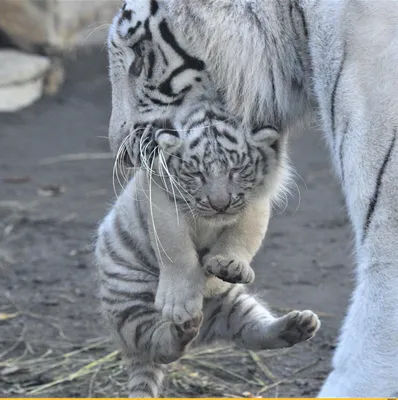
[0,49,50,112]
[0,0,120,52]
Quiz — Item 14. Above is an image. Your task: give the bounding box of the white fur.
[165,0,398,396]
[107,0,398,396]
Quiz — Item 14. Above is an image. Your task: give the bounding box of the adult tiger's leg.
[318,130,398,397]
[319,126,398,396]
[312,4,398,394]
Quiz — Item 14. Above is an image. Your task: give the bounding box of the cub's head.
[151,122,283,221]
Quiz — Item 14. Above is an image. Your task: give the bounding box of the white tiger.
[164,0,398,397]
[100,3,321,395]
[96,113,320,397]
[107,0,398,397]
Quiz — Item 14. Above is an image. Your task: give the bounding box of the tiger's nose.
[208,195,231,212]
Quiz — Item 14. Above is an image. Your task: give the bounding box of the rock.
[0,0,48,53]
[0,49,50,112]
[0,0,120,52]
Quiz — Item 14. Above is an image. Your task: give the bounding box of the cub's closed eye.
[229,165,247,178]
[189,171,206,183]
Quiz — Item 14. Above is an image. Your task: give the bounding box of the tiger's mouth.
[198,211,240,225]
[122,119,178,167]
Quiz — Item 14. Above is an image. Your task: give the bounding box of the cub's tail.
[127,362,166,398]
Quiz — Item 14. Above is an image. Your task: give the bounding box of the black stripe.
[103,270,154,283]
[191,154,201,166]
[224,149,239,163]
[292,0,308,38]
[158,20,204,72]
[108,288,155,301]
[103,232,130,267]
[136,200,149,237]
[158,45,169,66]
[115,216,158,273]
[147,50,155,79]
[122,9,132,21]
[128,21,142,37]
[232,323,247,341]
[221,129,238,144]
[338,120,349,184]
[121,309,157,333]
[202,304,223,341]
[189,135,203,150]
[101,296,129,305]
[150,0,159,15]
[240,304,257,320]
[159,65,193,96]
[135,319,155,347]
[147,321,162,352]
[227,295,249,330]
[144,93,184,107]
[362,131,396,242]
[331,45,346,139]
[116,303,156,332]
[253,124,279,133]
[157,19,204,97]
[245,2,262,30]
[185,119,207,133]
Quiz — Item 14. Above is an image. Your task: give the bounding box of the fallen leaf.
[37,184,65,197]
[1,366,21,376]
[0,312,19,321]
[1,176,31,184]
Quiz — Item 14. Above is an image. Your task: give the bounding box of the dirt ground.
[0,47,354,398]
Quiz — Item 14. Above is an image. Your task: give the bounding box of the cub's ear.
[250,126,279,150]
[155,129,182,153]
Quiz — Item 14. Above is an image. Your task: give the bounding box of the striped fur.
[95,146,320,396]
[97,99,321,397]
[99,2,322,395]
[164,0,398,397]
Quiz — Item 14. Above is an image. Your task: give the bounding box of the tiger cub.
[95,120,321,397]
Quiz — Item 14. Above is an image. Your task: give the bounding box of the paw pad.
[279,310,320,346]
[205,256,255,284]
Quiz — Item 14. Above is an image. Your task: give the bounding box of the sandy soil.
[0,48,354,397]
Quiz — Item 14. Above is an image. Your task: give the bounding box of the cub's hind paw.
[278,310,320,346]
[154,312,203,365]
[175,311,203,346]
[205,255,255,284]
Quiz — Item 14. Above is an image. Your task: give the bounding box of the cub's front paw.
[155,276,204,325]
[278,310,321,346]
[205,255,255,284]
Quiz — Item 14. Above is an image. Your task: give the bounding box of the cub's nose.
[208,194,231,212]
